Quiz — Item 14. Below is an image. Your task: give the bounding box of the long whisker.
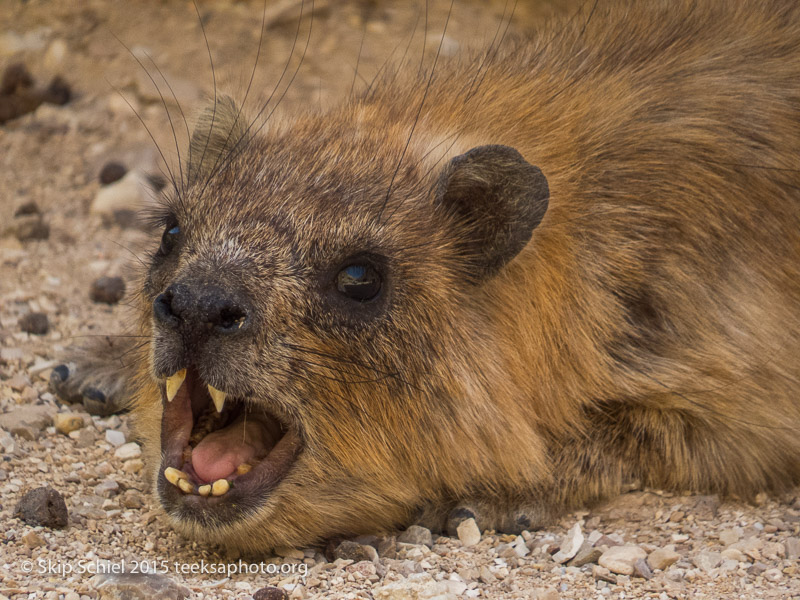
[377,0,456,226]
[103,81,179,198]
[192,0,219,188]
[197,0,309,196]
[109,33,184,195]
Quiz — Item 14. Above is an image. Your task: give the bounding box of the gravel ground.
[1,1,799,598]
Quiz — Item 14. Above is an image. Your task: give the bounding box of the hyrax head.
[137,96,549,550]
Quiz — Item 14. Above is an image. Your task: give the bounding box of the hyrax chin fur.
[57,0,800,552]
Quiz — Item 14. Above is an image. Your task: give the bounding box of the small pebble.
[598,545,646,576]
[6,214,49,241]
[553,523,584,563]
[92,572,191,598]
[114,441,141,460]
[693,550,723,572]
[19,312,49,334]
[718,528,741,546]
[784,537,799,560]
[54,412,85,435]
[569,541,603,567]
[99,161,128,185]
[13,200,40,216]
[457,518,481,547]
[254,587,289,600]
[105,429,126,447]
[22,530,46,548]
[95,478,120,497]
[397,525,433,547]
[632,558,653,579]
[14,486,69,528]
[90,276,126,304]
[648,545,680,570]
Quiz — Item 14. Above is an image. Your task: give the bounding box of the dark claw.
[515,513,531,530]
[51,364,69,382]
[82,386,115,416]
[49,364,82,404]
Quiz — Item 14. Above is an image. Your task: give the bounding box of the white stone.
[456,518,481,547]
[553,523,584,563]
[587,530,603,544]
[105,429,126,447]
[91,171,155,217]
[0,429,15,453]
[95,479,119,497]
[374,573,456,600]
[44,38,67,68]
[512,535,530,558]
[114,442,142,460]
[693,550,722,572]
[721,547,748,563]
[598,545,647,575]
[648,545,680,570]
[718,528,741,546]
[0,28,49,56]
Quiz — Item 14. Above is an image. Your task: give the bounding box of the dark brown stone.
[14,486,68,528]
[253,586,289,600]
[90,276,126,304]
[99,162,128,185]
[19,312,49,335]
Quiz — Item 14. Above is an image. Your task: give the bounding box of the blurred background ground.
[0,1,798,599]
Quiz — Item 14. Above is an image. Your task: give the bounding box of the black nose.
[154,283,251,335]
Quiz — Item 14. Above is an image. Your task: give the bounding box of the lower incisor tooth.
[211,479,230,496]
[164,467,189,486]
[198,484,211,497]
[178,479,194,494]
[236,463,252,475]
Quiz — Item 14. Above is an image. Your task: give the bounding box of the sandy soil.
[1,1,798,598]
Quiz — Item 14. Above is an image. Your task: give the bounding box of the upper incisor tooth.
[208,385,226,413]
[165,369,187,402]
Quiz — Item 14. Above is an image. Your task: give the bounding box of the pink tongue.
[191,415,266,483]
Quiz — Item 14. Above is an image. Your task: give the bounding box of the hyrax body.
[58,0,800,551]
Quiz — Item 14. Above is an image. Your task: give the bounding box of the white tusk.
[165,369,187,402]
[208,385,226,413]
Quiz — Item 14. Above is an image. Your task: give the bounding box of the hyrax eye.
[336,263,382,302]
[159,223,180,256]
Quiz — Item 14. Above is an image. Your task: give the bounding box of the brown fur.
[72,0,800,551]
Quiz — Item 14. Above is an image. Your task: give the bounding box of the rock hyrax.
[57,0,800,551]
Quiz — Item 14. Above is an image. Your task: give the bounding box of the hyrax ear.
[435,144,549,278]
[187,95,250,182]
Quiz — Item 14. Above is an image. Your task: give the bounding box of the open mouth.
[157,367,301,520]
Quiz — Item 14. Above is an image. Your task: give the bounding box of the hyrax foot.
[415,501,552,537]
[50,362,127,416]
[445,503,550,536]
[49,337,137,415]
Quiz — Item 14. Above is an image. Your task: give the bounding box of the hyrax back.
[59,0,800,550]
